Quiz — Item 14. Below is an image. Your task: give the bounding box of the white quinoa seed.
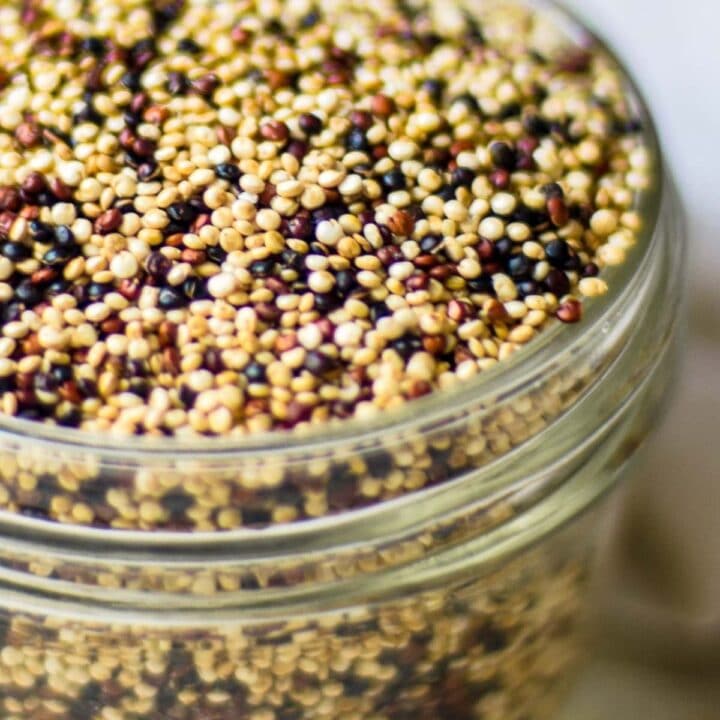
[579,277,609,297]
[388,140,419,162]
[316,220,344,246]
[208,272,237,299]
[479,217,505,240]
[109,251,139,279]
[590,209,619,236]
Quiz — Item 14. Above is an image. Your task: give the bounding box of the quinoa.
[0,520,594,720]
[0,0,650,438]
[0,0,656,531]
[0,3,666,719]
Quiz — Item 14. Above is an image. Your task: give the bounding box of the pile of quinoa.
[0,0,651,437]
[0,6,651,717]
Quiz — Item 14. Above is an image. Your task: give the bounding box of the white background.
[557,1,720,717]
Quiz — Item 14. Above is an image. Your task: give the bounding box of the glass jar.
[0,4,684,720]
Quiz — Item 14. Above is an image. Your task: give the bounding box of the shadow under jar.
[0,7,684,720]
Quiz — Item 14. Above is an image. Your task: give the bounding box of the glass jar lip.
[0,0,664,460]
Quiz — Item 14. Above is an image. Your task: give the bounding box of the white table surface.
[555,0,720,715]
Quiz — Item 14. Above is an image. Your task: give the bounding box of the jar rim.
[0,0,665,460]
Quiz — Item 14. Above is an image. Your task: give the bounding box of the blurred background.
[555,0,720,717]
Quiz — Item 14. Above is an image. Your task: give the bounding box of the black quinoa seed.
[167,202,198,223]
[178,384,198,407]
[516,280,540,298]
[498,101,522,119]
[370,301,391,322]
[392,334,423,361]
[182,276,207,300]
[305,351,335,376]
[158,286,188,309]
[438,185,457,202]
[299,113,323,135]
[128,378,150,398]
[120,71,142,91]
[243,362,267,383]
[51,365,73,384]
[421,78,445,103]
[42,246,76,266]
[564,253,582,272]
[46,279,71,296]
[177,37,201,54]
[507,254,532,278]
[313,292,342,313]
[161,490,195,518]
[80,36,106,56]
[382,169,406,191]
[206,245,228,264]
[467,275,495,295]
[495,238,513,257]
[249,259,275,277]
[541,182,564,198]
[86,281,114,300]
[242,507,272,526]
[29,220,54,242]
[301,10,320,27]
[146,251,173,277]
[73,102,104,125]
[1,242,31,261]
[490,141,516,170]
[335,270,357,295]
[1,302,22,323]
[167,72,190,95]
[420,234,442,252]
[544,268,571,297]
[54,225,76,246]
[524,113,551,136]
[345,127,371,152]
[215,163,241,182]
[545,239,570,267]
[15,282,42,305]
[451,167,475,187]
